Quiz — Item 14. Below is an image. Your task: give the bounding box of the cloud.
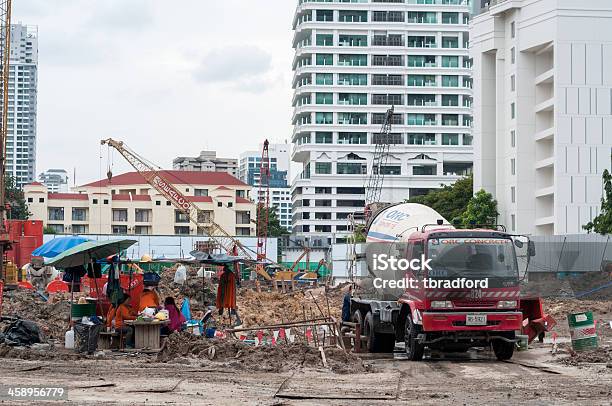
[89,0,155,31]
[193,45,272,84]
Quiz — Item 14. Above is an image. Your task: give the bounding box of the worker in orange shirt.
[107,293,136,348]
[138,287,160,312]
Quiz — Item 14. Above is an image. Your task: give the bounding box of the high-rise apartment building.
[39,168,69,193]
[2,24,38,188]
[239,142,292,231]
[291,0,473,244]
[471,0,612,235]
[173,150,238,178]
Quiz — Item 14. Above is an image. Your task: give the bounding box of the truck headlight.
[430,300,453,309]
[497,300,517,309]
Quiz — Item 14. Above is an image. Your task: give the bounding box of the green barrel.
[71,303,96,318]
[567,311,598,351]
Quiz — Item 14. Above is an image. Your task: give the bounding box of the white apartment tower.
[2,24,38,188]
[471,0,612,235]
[292,0,473,244]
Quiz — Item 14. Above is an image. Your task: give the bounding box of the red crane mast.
[256,140,270,276]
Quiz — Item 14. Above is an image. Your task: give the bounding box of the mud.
[157,332,368,374]
[555,344,612,370]
[544,298,612,339]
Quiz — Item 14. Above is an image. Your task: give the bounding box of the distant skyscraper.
[173,150,238,178]
[2,24,38,188]
[239,142,292,231]
[39,168,69,193]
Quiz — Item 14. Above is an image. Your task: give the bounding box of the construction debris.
[158,265,216,312]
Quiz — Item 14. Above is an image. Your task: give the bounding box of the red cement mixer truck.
[349,203,555,361]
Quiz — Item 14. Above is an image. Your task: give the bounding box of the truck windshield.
[427,238,519,279]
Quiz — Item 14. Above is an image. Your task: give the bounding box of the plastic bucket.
[568,311,598,351]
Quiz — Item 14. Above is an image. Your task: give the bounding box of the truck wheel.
[352,310,363,330]
[405,313,424,361]
[492,333,515,361]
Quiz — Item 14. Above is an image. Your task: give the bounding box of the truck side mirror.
[527,241,536,257]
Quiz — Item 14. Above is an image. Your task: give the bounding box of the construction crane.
[364,106,394,207]
[100,138,274,280]
[0,0,12,280]
[255,140,270,277]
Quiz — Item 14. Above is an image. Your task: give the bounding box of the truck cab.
[351,203,535,361]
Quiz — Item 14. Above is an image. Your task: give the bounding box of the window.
[316,54,333,66]
[228,202,233,208]
[511,130,516,147]
[463,134,473,146]
[72,208,87,221]
[135,226,151,235]
[39,198,45,203]
[217,202,223,207]
[511,47,516,64]
[112,209,128,222]
[511,159,516,175]
[408,94,436,106]
[442,95,459,106]
[511,186,516,203]
[337,163,367,175]
[338,93,367,105]
[373,133,403,145]
[413,165,437,176]
[195,188,208,197]
[338,74,367,86]
[372,11,404,23]
[155,200,161,206]
[315,187,332,194]
[104,199,109,204]
[27,197,32,203]
[236,211,251,225]
[92,198,98,204]
[135,209,152,222]
[441,12,458,24]
[372,74,403,86]
[315,162,331,174]
[174,226,190,235]
[407,75,436,87]
[338,112,367,125]
[511,103,516,119]
[442,134,459,145]
[339,34,367,47]
[316,112,333,124]
[316,10,333,22]
[338,54,367,67]
[511,74,515,92]
[511,214,516,231]
[442,56,459,68]
[338,132,367,144]
[72,225,88,234]
[407,55,435,67]
[47,224,63,233]
[236,227,251,236]
[442,75,459,87]
[315,212,331,220]
[408,114,436,126]
[337,187,365,194]
[442,37,459,49]
[48,207,64,221]
[372,113,403,125]
[407,11,437,24]
[315,132,332,144]
[510,21,516,38]
[112,225,128,234]
[372,94,403,105]
[339,10,368,23]
[316,93,333,105]
[375,166,401,175]
[316,73,333,86]
[316,34,333,46]
[442,114,459,126]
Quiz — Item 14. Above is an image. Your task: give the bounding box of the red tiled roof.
[190,196,213,203]
[112,194,152,201]
[216,195,233,199]
[48,193,89,201]
[236,197,252,204]
[28,182,44,186]
[81,170,247,188]
[214,186,230,190]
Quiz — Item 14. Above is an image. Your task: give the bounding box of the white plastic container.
[64,328,74,349]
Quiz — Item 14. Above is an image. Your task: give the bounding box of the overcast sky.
[14,0,296,185]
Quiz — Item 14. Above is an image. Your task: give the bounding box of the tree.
[4,175,30,220]
[257,206,289,238]
[584,168,612,234]
[406,175,473,223]
[462,189,499,227]
[43,226,57,234]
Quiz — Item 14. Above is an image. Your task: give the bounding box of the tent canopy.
[31,236,91,259]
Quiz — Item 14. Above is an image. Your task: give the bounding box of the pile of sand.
[1,290,71,341]
[157,332,368,374]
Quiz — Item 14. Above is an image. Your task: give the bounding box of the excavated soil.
[544,298,612,339]
[1,289,72,341]
[157,332,368,374]
[554,344,612,370]
[237,285,345,328]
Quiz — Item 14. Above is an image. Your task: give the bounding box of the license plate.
[466,314,487,326]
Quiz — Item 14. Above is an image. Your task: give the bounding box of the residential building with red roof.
[24,170,255,236]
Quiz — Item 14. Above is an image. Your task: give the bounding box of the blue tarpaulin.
[31,236,90,258]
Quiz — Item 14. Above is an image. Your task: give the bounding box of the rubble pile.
[237,286,345,328]
[1,290,71,341]
[556,345,612,370]
[157,332,368,374]
[158,266,216,312]
[545,298,612,339]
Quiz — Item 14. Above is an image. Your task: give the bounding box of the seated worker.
[138,287,160,312]
[161,296,186,335]
[107,293,136,348]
